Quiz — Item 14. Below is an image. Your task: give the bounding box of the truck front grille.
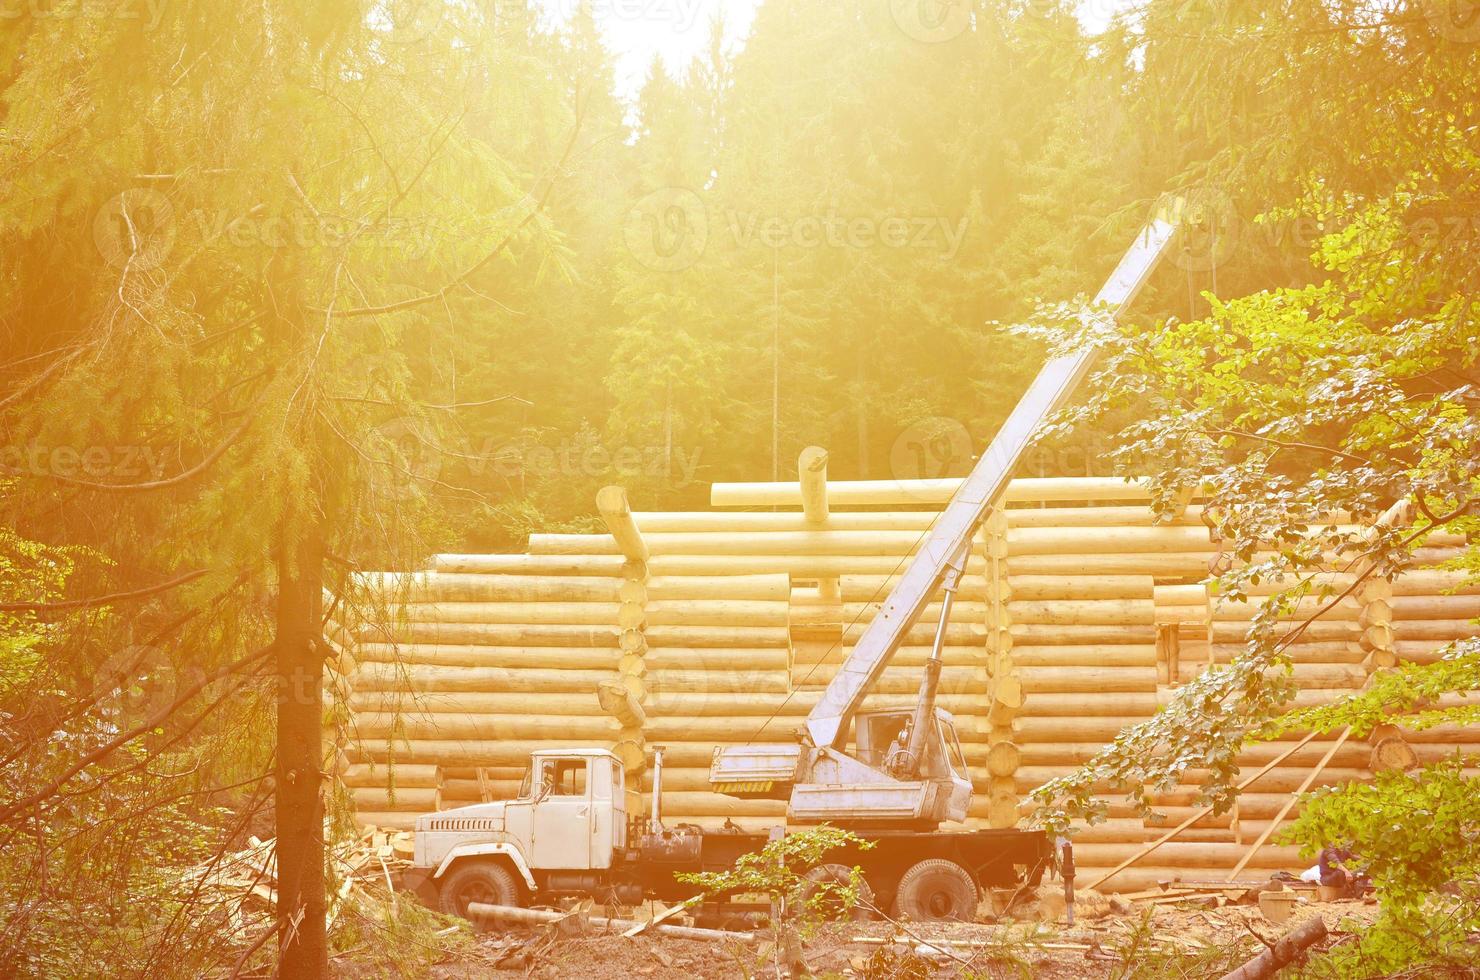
[423,818,502,832]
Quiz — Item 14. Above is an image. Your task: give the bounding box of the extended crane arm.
[804,215,1181,750]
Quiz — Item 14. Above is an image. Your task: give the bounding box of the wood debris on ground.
[441,889,1382,979]
[180,823,418,950]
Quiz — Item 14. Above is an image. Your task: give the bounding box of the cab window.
[545,759,588,797]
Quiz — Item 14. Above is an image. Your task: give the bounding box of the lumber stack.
[333,465,1477,891]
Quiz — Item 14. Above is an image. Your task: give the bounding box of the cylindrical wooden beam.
[354,643,618,670]
[1008,526,1213,556]
[386,601,621,625]
[1369,735,1418,773]
[351,713,622,741]
[342,763,442,788]
[356,572,622,603]
[596,485,649,565]
[1079,728,1323,890]
[1008,553,1221,577]
[644,600,790,627]
[798,446,829,523]
[597,679,646,728]
[645,574,792,601]
[433,553,626,575]
[1228,728,1353,880]
[352,811,419,831]
[355,663,618,693]
[351,786,441,812]
[710,475,1155,507]
[356,622,621,648]
[1017,667,1157,694]
[988,675,1023,726]
[985,741,1021,778]
[647,555,989,577]
[1011,644,1157,667]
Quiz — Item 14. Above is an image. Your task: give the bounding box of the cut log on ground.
[466,901,757,943]
[1217,917,1328,980]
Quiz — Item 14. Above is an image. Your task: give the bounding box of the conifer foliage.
[0,0,1475,976]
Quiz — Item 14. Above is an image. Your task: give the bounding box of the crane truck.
[408,208,1181,924]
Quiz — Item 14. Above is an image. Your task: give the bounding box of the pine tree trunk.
[276,515,327,978]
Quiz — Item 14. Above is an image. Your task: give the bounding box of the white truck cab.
[414,748,638,915]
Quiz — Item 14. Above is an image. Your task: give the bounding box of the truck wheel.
[438,861,522,920]
[800,863,875,920]
[893,859,979,922]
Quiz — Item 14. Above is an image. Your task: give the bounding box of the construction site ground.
[406,895,1381,979]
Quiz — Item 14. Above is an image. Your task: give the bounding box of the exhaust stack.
[650,745,665,832]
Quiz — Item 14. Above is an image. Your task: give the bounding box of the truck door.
[531,757,592,869]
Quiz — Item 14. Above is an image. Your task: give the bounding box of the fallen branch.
[466,901,756,944]
[1218,917,1328,980]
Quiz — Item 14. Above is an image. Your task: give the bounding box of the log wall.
[333,469,1479,879]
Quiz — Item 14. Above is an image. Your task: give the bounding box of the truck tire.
[892,859,979,922]
[800,863,875,920]
[438,861,522,919]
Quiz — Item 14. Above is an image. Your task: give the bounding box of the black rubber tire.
[438,861,521,919]
[892,858,979,922]
[800,863,876,921]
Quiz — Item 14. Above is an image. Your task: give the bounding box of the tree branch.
[319,99,586,320]
[0,568,210,613]
[0,642,275,826]
[2,390,265,493]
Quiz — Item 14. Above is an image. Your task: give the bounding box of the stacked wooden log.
[344,763,443,829]
[343,560,627,818]
[333,467,1476,891]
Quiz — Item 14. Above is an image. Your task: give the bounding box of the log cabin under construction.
[326,458,1479,893]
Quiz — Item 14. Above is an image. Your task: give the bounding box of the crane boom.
[804,215,1180,750]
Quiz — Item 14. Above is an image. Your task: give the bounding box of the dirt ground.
[417,893,1381,979]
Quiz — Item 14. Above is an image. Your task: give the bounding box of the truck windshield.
[517,767,531,799]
